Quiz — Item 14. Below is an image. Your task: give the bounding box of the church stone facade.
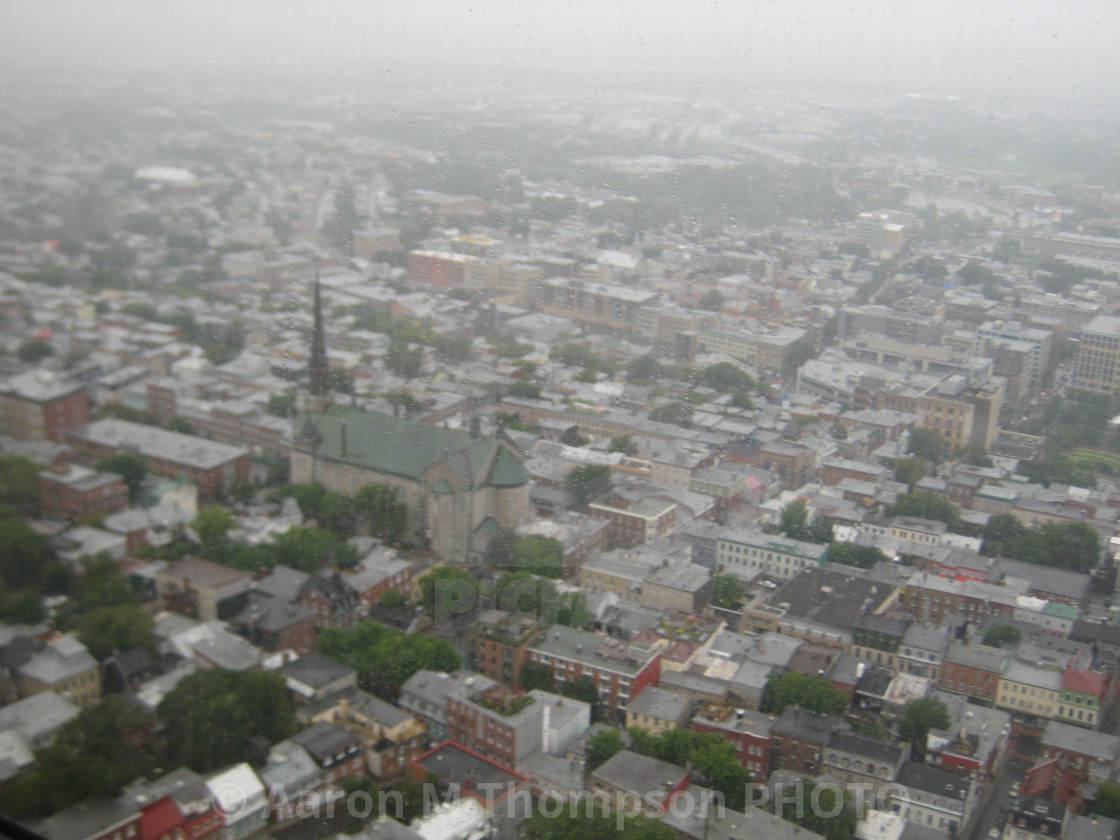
[291,405,529,562]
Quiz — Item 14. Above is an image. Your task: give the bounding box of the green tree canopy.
[712,574,745,609]
[828,543,889,569]
[95,453,147,503]
[608,434,639,456]
[0,696,155,819]
[192,505,234,563]
[0,454,41,515]
[886,492,960,529]
[761,671,850,717]
[898,697,950,762]
[981,517,1100,572]
[649,402,693,428]
[982,624,1022,648]
[318,619,460,698]
[159,669,296,772]
[775,780,858,840]
[419,566,480,620]
[566,464,611,511]
[76,604,155,660]
[518,661,555,692]
[893,456,929,487]
[907,428,947,463]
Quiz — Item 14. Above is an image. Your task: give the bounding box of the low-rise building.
[589,750,690,816]
[155,557,252,621]
[0,370,88,442]
[691,707,773,777]
[68,419,249,500]
[716,528,829,582]
[625,686,691,734]
[996,662,1062,719]
[525,625,661,722]
[937,641,1008,702]
[890,761,974,837]
[18,634,100,707]
[38,464,129,521]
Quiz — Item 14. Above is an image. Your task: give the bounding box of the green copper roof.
[306,405,528,488]
[487,444,529,487]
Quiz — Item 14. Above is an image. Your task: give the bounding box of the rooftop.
[71,419,248,469]
[528,625,658,676]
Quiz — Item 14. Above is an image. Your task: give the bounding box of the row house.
[691,707,773,778]
[937,641,1009,702]
[39,463,129,521]
[466,610,542,686]
[716,528,829,583]
[525,625,661,721]
[769,707,849,776]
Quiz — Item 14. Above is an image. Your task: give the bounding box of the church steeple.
[308,273,330,399]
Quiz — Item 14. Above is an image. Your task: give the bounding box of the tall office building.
[1074,315,1120,395]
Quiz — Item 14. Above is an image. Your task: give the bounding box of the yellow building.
[995,662,1061,719]
[625,686,691,734]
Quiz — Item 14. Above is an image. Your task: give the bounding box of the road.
[962,756,1026,840]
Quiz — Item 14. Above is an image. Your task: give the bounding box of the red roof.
[140,797,183,840]
[1062,668,1109,699]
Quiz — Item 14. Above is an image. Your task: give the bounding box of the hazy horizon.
[1,1,1117,113]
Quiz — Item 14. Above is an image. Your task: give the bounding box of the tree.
[982,624,1022,648]
[782,338,817,378]
[513,535,565,578]
[385,341,423,379]
[379,589,407,609]
[779,500,810,540]
[518,661,555,692]
[508,380,541,399]
[586,729,624,770]
[267,391,298,418]
[76,604,155,660]
[17,339,53,363]
[699,289,724,310]
[887,492,960,529]
[627,355,664,384]
[608,434,638,456]
[192,505,234,563]
[701,362,755,394]
[560,426,589,447]
[805,515,834,544]
[318,620,460,698]
[95,453,148,503]
[648,402,693,428]
[352,483,407,543]
[776,780,858,840]
[829,543,889,569]
[0,590,44,624]
[0,696,155,818]
[959,444,993,467]
[907,428,947,463]
[711,574,745,609]
[419,566,480,618]
[167,417,194,435]
[898,697,950,762]
[0,514,52,591]
[893,456,929,487]
[0,454,41,515]
[1093,780,1120,819]
[761,671,850,716]
[159,669,296,772]
[566,464,611,511]
[980,513,1027,557]
[73,554,134,610]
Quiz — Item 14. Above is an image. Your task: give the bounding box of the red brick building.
[525,625,660,722]
[67,418,249,500]
[769,707,846,776]
[0,371,88,442]
[691,709,773,778]
[407,250,474,288]
[588,496,676,547]
[937,641,1008,702]
[39,463,128,521]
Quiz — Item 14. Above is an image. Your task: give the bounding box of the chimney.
[339,422,348,457]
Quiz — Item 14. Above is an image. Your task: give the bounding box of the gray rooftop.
[71,418,248,469]
[528,625,658,676]
[1041,719,1120,762]
[591,749,688,795]
[0,690,79,744]
[627,686,690,723]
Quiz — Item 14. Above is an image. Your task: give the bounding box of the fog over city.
[3,0,1119,108]
[4,3,1120,840]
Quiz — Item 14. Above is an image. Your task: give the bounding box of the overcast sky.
[2,1,1116,108]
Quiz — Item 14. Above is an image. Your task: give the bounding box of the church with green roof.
[290,280,529,562]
